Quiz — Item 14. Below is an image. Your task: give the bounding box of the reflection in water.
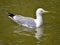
[35,27,43,40]
[13,26,35,36]
[13,26,43,40]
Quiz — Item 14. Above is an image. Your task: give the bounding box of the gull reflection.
[35,27,43,40]
[13,26,43,40]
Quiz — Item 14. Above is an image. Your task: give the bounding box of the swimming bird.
[7,8,48,28]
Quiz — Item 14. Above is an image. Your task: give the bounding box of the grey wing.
[23,17,36,27]
[14,15,36,28]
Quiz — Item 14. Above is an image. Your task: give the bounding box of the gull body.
[8,8,48,28]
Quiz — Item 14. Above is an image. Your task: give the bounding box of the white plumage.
[8,8,48,28]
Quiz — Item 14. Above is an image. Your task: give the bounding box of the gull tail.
[7,12,15,18]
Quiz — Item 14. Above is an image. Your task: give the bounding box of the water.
[0,0,60,45]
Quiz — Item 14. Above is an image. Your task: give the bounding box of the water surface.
[0,0,60,45]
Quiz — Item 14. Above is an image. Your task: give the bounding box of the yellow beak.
[44,11,48,13]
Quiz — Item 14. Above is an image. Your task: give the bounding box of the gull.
[7,8,48,29]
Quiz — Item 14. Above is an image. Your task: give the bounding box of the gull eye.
[40,10,43,12]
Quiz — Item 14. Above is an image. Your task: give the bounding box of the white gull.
[7,8,48,28]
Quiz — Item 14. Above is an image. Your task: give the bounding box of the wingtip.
[6,12,15,18]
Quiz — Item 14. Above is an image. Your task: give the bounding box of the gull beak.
[44,11,48,13]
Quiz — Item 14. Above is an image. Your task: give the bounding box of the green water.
[0,0,60,45]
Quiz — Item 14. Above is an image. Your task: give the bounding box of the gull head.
[36,8,48,15]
